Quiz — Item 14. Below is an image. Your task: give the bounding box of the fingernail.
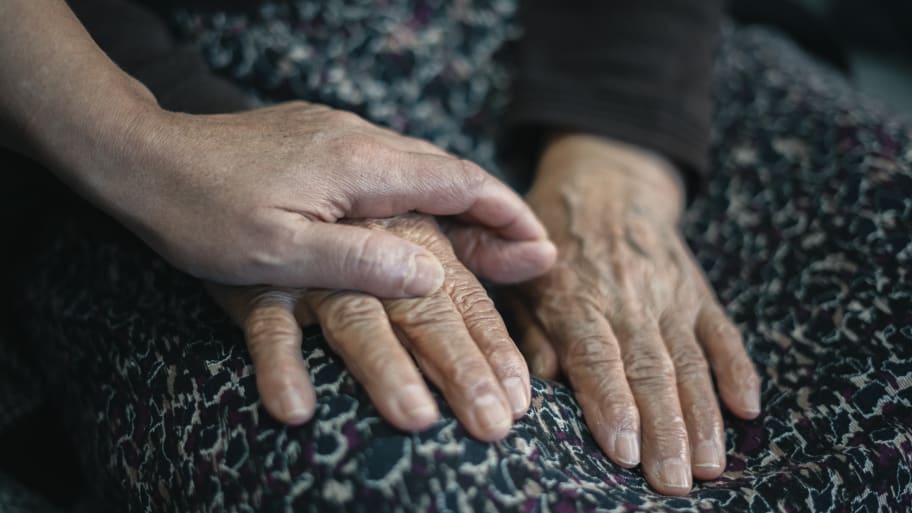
[404,254,446,296]
[279,389,312,423]
[395,384,438,424]
[660,458,691,489]
[614,430,640,466]
[473,394,512,433]
[742,388,761,415]
[403,254,444,296]
[693,440,721,469]
[502,377,528,417]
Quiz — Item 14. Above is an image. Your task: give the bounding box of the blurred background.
[731,0,912,118]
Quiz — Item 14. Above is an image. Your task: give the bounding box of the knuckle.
[331,133,385,169]
[454,291,505,330]
[683,395,722,429]
[348,341,403,379]
[463,310,507,336]
[605,404,640,432]
[623,347,676,390]
[668,345,710,385]
[452,285,494,313]
[323,294,385,333]
[445,356,494,394]
[563,337,621,371]
[388,298,454,328]
[287,99,311,109]
[245,315,298,353]
[325,109,364,126]
[484,344,525,377]
[573,370,624,404]
[706,311,742,342]
[455,159,487,190]
[648,416,690,443]
[250,289,297,308]
[283,99,311,113]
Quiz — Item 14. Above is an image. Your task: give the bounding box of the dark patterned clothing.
[4,19,912,512]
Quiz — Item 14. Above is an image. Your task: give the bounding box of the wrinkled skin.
[509,134,762,495]
[209,213,540,441]
[110,102,553,297]
[209,132,761,497]
[1,0,551,298]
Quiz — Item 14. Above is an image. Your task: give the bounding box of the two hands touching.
[207,130,762,496]
[209,213,544,441]
[3,0,759,497]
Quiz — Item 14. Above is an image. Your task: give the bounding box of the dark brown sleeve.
[507,0,725,194]
[67,0,252,114]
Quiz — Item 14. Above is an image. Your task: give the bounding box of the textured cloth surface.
[0,337,42,434]
[6,20,912,513]
[165,0,526,178]
[0,472,65,513]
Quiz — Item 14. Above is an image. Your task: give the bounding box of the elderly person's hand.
[2,0,552,298]
[508,134,762,495]
[209,213,546,440]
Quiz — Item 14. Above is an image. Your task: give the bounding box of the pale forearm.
[0,0,157,187]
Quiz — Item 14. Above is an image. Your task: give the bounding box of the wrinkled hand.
[209,213,546,441]
[85,101,549,296]
[510,135,761,495]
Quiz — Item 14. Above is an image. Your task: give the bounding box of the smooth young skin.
[0,0,553,298]
[510,134,762,496]
[209,213,543,441]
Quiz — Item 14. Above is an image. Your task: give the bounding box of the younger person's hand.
[87,102,552,297]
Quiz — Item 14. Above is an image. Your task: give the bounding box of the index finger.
[343,149,547,241]
[538,300,642,469]
[454,170,549,241]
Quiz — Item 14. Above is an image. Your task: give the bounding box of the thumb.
[342,150,548,242]
[446,223,557,283]
[255,221,446,298]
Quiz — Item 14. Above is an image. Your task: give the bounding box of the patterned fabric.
[167,0,522,178]
[5,4,912,513]
[0,336,43,433]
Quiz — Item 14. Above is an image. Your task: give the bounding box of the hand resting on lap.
[509,134,762,495]
[209,213,555,441]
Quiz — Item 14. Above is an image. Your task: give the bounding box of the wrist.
[42,79,165,210]
[534,133,686,221]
